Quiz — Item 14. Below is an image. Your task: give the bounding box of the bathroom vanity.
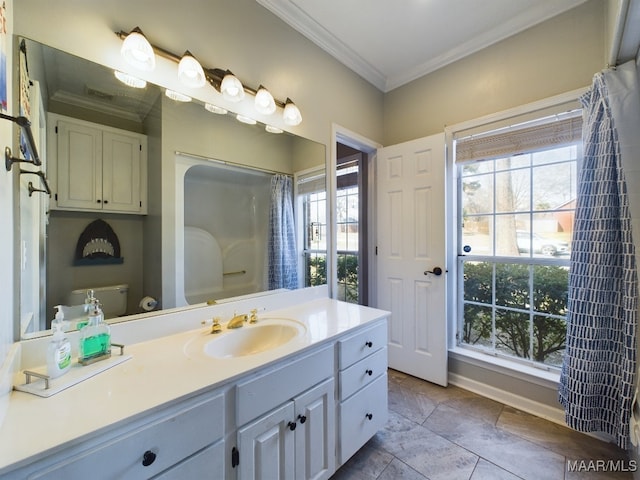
[0,291,389,479]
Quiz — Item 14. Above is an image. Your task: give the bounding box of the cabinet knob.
[298,414,307,424]
[142,450,156,467]
[288,421,297,431]
[103,199,109,204]
[366,369,373,376]
[96,199,101,203]
[365,341,373,348]
[365,413,373,421]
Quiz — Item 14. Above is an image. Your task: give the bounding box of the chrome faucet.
[227,312,248,329]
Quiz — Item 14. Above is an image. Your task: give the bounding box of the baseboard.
[448,371,566,426]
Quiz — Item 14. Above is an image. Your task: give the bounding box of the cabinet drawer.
[153,439,224,480]
[338,320,387,370]
[236,344,333,426]
[30,393,224,480]
[338,373,388,465]
[339,347,387,401]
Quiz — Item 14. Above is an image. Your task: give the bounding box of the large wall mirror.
[17,37,327,339]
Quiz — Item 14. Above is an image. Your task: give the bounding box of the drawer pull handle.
[142,450,156,467]
[298,414,307,424]
[365,341,373,348]
[366,369,373,376]
[288,421,297,431]
[365,413,373,421]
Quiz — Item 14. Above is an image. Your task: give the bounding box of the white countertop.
[0,294,388,474]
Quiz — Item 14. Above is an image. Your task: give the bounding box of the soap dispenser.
[79,299,111,365]
[47,306,71,378]
[76,289,95,331]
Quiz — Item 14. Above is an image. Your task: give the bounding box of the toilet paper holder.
[139,296,158,312]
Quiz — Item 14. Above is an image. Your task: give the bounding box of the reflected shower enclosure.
[179,156,271,304]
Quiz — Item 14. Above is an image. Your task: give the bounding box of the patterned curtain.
[558,71,638,449]
[267,174,298,290]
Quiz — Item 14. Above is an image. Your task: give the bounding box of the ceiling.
[257,0,589,92]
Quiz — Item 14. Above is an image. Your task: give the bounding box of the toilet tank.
[68,284,129,318]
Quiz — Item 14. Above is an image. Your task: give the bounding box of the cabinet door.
[237,402,295,480]
[294,378,335,480]
[56,120,102,210]
[102,131,143,213]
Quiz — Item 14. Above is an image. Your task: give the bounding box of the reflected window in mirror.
[296,166,327,287]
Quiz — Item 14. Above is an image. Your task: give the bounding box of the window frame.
[444,88,587,377]
[294,165,328,288]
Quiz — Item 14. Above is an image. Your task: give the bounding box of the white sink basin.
[184,318,306,359]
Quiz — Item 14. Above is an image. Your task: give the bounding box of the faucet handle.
[211,317,222,334]
[249,309,258,324]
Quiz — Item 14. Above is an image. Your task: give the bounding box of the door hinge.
[139,201,142,207]
[54,193,58,201]
[55,126,58,134]
[139,144,142,151]
[375,246,378,255]
[231,446,239,468]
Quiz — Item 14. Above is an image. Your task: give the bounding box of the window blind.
[296,169,326,195]
[455,110,582,163]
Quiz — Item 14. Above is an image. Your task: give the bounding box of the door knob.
[424,267,443,276]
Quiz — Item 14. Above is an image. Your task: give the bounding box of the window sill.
[449,347,560,390]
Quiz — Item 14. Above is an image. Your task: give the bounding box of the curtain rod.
[175,150,292,177]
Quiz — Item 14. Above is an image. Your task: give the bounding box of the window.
[455,108,582,370]
[296,167,327,287]
[335,147,369,305]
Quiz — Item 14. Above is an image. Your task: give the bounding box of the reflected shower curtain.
[559,62,640,449]
[268,174,298,290]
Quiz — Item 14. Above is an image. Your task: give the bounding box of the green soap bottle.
[79,298,111,365]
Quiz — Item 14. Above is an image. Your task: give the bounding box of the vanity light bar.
[116,28,302,126]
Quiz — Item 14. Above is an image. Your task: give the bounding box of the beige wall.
[383,0,605,145]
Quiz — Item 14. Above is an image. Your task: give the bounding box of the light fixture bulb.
[120,27,155,71]
[114,71,147,89]
[205,103,228,115]
[178,51,206,88]
[236,114,256,125]
[220,71,245,102]
[254,85,276,115]
[165,89,192,102]
[265,125,283,134]
[283,98,302,126]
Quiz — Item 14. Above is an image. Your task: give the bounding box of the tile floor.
[332,369,634,480]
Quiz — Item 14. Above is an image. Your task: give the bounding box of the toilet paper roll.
[139,296,158,311]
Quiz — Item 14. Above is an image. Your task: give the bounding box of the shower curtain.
[267,174,298,290]
[559,59,640,449]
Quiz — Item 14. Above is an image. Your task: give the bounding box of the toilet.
[68,284,129,318]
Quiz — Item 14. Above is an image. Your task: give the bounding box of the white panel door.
[376,133,447,386]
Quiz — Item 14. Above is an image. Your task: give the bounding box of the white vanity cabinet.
[336,319,388,465]
[48,113,147,214]
[2,310,389,480]
[15,392,225,480]
[235,345,336,480]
